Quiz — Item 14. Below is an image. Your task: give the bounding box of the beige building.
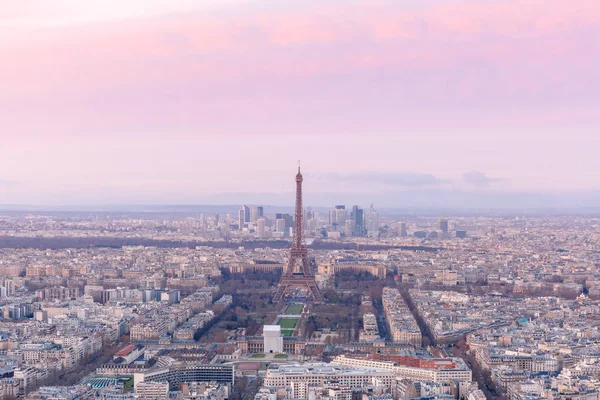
[135,381,169,399]
[382,288,422,347]
[131,320,168,341]
[318,263,386,278]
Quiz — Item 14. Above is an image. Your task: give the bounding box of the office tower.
[243,205,251,223]
[399,222,408,237]
[366,204,379,238]
[273,164,323,302]
[439,218,449,233]
[275,218,286,233]
[335,205,347,231]
[222,219,230,239]
[344,220,354,237]
[351,205,364,236]
[312,211,321,229]
[305,207,313,234]
[238,208,246,230]
[307,212,318,232]
[2,279,15,297]
[306,208,313,221]
[329,209,337,226]
[257,218,266,238]
[276,213,294,230]
[250,206,264,222]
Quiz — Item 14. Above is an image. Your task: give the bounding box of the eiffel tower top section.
[292,161,305,252]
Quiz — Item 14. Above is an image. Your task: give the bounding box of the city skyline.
[1,3,600,398]
[2,0,600,206]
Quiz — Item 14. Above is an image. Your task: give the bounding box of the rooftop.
[263,325,281,332]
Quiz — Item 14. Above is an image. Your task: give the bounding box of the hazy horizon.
[2,185,600,212]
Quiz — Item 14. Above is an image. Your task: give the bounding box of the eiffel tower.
[273,163,323,302]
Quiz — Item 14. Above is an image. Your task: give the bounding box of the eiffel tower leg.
[308,283,323,302]
[273,285,286,302]
[273,278,323,303]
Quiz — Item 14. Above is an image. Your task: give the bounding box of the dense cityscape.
[3,1,599,398]
[0,167,599,400]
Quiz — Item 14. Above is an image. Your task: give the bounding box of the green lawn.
[274,354,289,359]
[281,329,295,337]
[251,353,265,358]
[285,304,304,314]
[122,378,134,390]
[278,318,298,329]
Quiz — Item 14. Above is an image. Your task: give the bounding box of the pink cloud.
[1,0,599,137]
[426,0,600,36]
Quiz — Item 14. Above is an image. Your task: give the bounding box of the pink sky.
[1,0,599,205]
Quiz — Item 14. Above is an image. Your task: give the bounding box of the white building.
[275,219,286,233]
[263,325,283,354]
[257,218,266,238]
[332,355,472,384]
[366,204,379,238]
[255,388,277,400]
[263,363,394,392]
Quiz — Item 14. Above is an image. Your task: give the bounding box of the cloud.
[313,172,446,188]
[2,0,599,137]
[462,171,503,188]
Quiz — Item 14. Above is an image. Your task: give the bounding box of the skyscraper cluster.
[235,202,381,240]
[328,204,378,238]
[239,205,267,236]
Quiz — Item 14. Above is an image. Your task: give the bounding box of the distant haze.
[1,0,599,208]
